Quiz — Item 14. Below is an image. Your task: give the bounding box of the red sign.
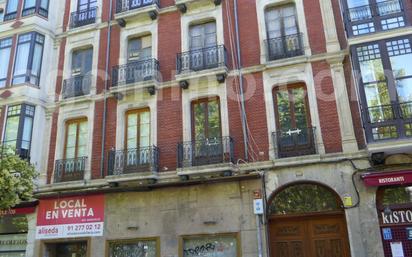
[362,171,412,187]
[36,194,104,239]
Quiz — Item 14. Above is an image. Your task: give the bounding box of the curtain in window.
[31,43,43,77]
[6,0,18,13]
[13,42,30,80]
[21,116,33,150]
[24,0,36,9]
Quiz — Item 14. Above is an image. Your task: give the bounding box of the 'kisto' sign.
[36,195,104,239]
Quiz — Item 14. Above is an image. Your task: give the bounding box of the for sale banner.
[36,194,104,239]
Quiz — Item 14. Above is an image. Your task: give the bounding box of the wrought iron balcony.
[265,33,304,61]
[176,45,227,74]
[177,136,234,168]
[116,0,159,13]
[62,75,91,99]
[362,101,412,141]
[54,157,87,183]
[345,0,404,36]
[69,7,97,29]
[107,146,159,176]
[272,127,316,158]
[111,58,159,88]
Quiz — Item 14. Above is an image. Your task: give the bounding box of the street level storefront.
[363,170,412,257]
[0,205,36,257]
[33,180,259,257]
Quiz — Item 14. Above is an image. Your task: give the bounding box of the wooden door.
[270,215,350,257]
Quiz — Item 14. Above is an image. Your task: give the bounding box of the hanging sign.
[35,194,105,239]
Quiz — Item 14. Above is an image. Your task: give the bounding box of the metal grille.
[381,225,412,257]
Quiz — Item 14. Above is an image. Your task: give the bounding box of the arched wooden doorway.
[267,183,351,257]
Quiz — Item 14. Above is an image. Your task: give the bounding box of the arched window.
[268,183,342,215]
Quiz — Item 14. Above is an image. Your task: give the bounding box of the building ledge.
[114,4,159,22]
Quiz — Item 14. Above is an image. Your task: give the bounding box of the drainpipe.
[100,0,113,178]
[233,0,249,161]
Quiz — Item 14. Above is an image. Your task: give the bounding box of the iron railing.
[176,45,227,74]
[116,0,159,13]
[54,157,87,183]
[347,0,402,22]
[177,136,234,168]
[107,146,159,176]
[70,7,97,28]
[362,101,412,141]
[272,127,316,158]
[265,33,304,61]
[62,75,91,99]
[111,58,159,87]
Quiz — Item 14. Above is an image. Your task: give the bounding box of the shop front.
[363,170,412,257]
[0,206,36,257]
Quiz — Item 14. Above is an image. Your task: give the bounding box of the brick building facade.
[0,0,412,256]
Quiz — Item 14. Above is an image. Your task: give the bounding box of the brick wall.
[54,38,67,101]
[62,0,71,32]
[311,61,343,153]
[303,0,327,54]
[331,0,347,50]
[46,110,59,184]
[158,11,181,82]
[157,87,182,172]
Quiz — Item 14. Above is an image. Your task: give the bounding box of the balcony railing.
[272,127,316,158]
[107,146,159,176]
[62,75,91,99]
[345,0,404,36]
[265,33,304,61]
[70,7,97,28]
[176,45,227,74]
[116,0,159,13]
[111,58,159,88]
[54,157,87,183]
[362,101,412,141]
[177,136,234,168]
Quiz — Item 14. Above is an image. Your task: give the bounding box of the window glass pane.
[4,116,19,145]
[276,90,292,130]
[347,0,369,8]
[6,0,18,13]
[109,240,157,257]
[190,22,216,49]
[127,113,138,149]
[24,0,36,9]
[21,116,33,150]
[364,82,390,107]
[396,78,412,103]
[0,41,11,88]
[65,123,77,159]
[183,235,237,257]
[269,184,340,215]
[382,186,412,206]
[194,102,206,140]
[207,100,220,139]
[40,0,49,9]
[31,43,43,77]
[77,121,88,156]
[0,215,28,234]
[292,87,308,129]
[13,42,30,82]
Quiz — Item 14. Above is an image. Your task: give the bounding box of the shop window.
[0,215,28,234]
[268,183,341,215]
[2,104,35,160]
[381,186,412,207]
[0,37,12,88]
[12,32,44,86]
[45,241,87,257]
[109,239,157,257]
[0,215,28,257]
[182,235,237,257]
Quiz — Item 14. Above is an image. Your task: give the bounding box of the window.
[109,239,157,257]
[3,104,35,159]
[273,84,316,158]
[13,32,44,86]
[0,8,4,21]
[22,0,49,17]
[345,0,404,36]
[183,235,237,257]
[189,22,217,50]
[126,108,150,150]
[192,98,221,141]
[353,36,412,141]
[78,0,97,11]
[4,0,18,21]
[127,35,152,62]
[45,241,87,257]
[70,0,97,29]
[265,4,303,60]
[72,48,93,75]
[0,38,12,88]
[64,119,88,160]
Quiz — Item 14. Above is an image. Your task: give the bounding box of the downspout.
[100,0,113,178]
[233,0,249,161]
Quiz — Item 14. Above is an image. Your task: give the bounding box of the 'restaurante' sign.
[362,171,412,187]
[36,195,104,239]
